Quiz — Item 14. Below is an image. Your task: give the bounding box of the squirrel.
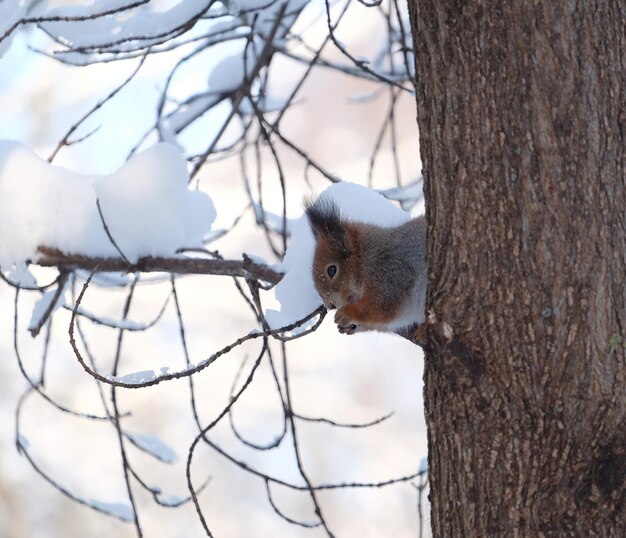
[305,197,426,335]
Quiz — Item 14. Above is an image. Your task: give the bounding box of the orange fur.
[339,290,401,325]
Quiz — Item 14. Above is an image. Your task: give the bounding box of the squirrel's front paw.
[334,308,359,335]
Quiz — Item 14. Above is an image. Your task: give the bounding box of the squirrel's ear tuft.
[304,197,350,254]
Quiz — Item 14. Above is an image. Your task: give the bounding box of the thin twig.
[190,2,288,180]
[96,199,132,266]
[48,54,148,162]
[109,275,143,537]
[68,270,325,389]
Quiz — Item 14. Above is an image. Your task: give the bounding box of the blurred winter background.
[0,0,428,536]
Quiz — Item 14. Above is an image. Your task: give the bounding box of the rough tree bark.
[407,2,625,536]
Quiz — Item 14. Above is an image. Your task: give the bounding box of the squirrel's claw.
[337,323,358,334]
[335,308,358,335]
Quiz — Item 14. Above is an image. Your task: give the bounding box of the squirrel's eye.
[327,265,337,278]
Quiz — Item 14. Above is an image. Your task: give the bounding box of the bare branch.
[35,246,283,284]
[48,54,148,162]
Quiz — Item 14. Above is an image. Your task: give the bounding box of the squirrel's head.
[305,198,363,310]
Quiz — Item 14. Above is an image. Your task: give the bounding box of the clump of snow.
[5,263,37,288]
[125,431,178,464]
[94,144,214,261]
[90,499,134,522]
[17,433,30,449]
[28,279,69,332]
[419,455,428,473]
[109,369,156,384]
[378,179,423,212]
[208,40,264,93]
[245,253,270,267]
[263,210,317,330]
[264,182,410,329]
[162,94,220,135]
[239,95,290,115]
[158,494,183,507]
[37,0,212,52]
[0,141,215,268]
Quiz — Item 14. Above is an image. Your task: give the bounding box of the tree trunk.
[407,2,626,536]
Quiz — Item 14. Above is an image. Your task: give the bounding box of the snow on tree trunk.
[407,2,625,536]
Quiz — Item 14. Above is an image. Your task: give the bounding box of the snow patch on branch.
[208,51,255,93]
[419,455,428,473]
[28,279,69,331]
[89,499,135,522]
[38,0,212,52]
[125,431,178,463]
[5,263,37,288]
[157,494,183,507]
[108,369,156,384]
[0,141,215,267]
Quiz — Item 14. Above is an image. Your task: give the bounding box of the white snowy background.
[0,1,428,537]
